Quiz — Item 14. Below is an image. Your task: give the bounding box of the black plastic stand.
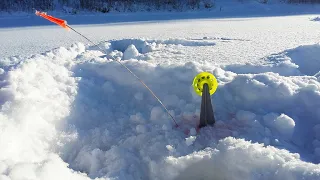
[199,83,215,128]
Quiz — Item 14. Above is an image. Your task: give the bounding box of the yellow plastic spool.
[192,72,218,96]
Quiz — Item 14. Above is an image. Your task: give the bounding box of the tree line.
[0,0,319,13]
[0,0,215,12]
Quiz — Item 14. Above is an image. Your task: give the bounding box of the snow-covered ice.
[1,3,320,180]
[1,40,320,179]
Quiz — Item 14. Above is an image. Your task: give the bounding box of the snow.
[1,4,320,61]
[263,113,295,139]
[286,43,320,76]
[235,110,256,123]
[1,40,320,179]
[160,137,320,180]
[311,17,320,21]
[1,2,320,180]
[185,136,197,146]
[123,44,139,60]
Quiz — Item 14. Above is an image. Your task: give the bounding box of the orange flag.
[35,10,69,30]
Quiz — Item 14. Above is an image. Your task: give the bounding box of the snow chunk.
[141,41,154,53]
[0,68,4,75]
[166,145,175,152]
[263,113,295,139]
[236,110,256,123]
[150,106,165,123]
[185,136,196,146]
[123,44,139,60]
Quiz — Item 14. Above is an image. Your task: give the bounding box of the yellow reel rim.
[192,72,218,96]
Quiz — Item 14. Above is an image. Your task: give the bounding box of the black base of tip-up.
[199,83,215,128]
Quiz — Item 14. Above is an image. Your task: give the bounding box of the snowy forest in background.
[1,0,320,13]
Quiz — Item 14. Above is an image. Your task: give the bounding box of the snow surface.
[1,3,320,61]
[1,3,320,180]
[311,17,320,21]
[1,40,320,179]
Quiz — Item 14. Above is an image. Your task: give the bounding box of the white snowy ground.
[1,5,320,180]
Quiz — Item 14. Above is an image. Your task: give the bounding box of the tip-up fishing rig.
[36,10,220,129]
[35,10,178,126]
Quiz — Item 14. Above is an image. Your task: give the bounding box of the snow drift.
[311,17,320,21]
[223,43,320,77]
[1,41,320,180]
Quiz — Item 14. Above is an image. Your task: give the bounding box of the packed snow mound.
[159,137,320,180]
[286,44,320,76]
[1,42,320,180]
[223,43,320,76]
[109,39,148,53]
[263,113,295,139]
[109,38,215,54]
[223,60,301,76]
[91,38,215,62]
[0,43,90,180]
[123,44,140,60]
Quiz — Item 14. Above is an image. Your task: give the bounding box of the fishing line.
[67,25,178,126]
